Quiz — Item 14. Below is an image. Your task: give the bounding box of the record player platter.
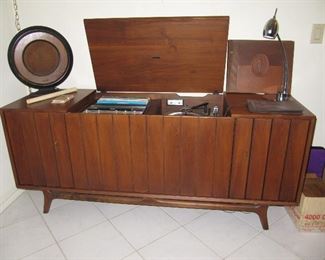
[167,102,219,117]
[168,111,201,116]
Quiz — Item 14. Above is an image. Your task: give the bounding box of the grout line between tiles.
[187,211,250,259]
[0,211,41,230]
[3,214,58,260]
[56,219,108,242]
[260,232,304,260]
[28,196,116,258]
[0,191,25,215]
[231,212,267,232]
[121,251,145,260]
[94,202,141,259]
[138,208,222,259]
[136,250,147,260]
[97,203,141,221]
[179,209,271,259]
[267,210,288,227]
[28,195,109,244]
[1,192,56,260]
[0,192,41,230]
[27,192,70,260]
[159,206,211,226]
[222,230,262,259]
[6,193,310,260]
[221,210,295,258]
[136,225,183,253]
[182,224,225,260]
[261,217,305,260]
[96,204,187,259]
[28,191,74,214]
[16,243,58,260]
[232,206,289,232]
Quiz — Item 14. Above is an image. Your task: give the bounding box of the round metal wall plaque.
[8,26,73,90]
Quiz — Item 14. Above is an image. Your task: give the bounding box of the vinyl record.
[8,26,73,90]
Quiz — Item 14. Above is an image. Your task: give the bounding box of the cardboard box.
[307,147,325,178]
[287,178,325,232]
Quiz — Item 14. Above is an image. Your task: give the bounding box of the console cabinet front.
[2,110,313,206]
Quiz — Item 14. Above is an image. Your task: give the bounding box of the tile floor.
[0,191,324,260]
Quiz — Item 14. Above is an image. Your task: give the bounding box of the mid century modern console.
[1,17,316,230]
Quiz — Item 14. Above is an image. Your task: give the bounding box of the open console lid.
[84,16,229,93]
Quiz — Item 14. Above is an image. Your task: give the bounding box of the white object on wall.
[311,24,325,44]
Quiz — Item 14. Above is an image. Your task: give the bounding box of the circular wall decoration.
[8,26,73,91]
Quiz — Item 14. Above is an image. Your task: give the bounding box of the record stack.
[85,97,150,114]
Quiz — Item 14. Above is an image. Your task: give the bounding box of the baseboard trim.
[0,189,24,214]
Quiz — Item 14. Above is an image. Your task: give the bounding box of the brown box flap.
[84,17,229,93]
[304,178,325,198]
[226,40,294,94]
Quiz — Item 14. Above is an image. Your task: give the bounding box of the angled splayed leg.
[42,190,54,213]
[255,205,269,230]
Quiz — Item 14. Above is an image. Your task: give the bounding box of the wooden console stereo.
[1,17,316,230]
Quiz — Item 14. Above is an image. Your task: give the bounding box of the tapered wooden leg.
[255,205,269,230]
[42,190,54,213]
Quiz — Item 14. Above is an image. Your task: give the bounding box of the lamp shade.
[263,18,279,39]
[262,8,289,102]
[263,8,279,39]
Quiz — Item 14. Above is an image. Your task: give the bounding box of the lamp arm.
[276,34,289,101]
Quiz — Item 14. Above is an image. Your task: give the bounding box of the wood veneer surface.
[84,17,229,93]
[2,109,314,205]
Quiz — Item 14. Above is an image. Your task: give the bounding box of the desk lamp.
[263,8,289,102]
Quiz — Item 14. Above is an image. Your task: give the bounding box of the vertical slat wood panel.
[196,118,216,197]
[246,119,272,200]
[263,119,290,201]
[163,116,181,195]
[81,114,102,189]
[50,113,74,188]
[97,114,117,191]
[180,117,199,196]
[34,112,60,187]
[130,116,148,193]
[147,116,164,194]
[113,115,133,192]
[295,118,316,203]
[21,112,46,186]
[214,118,234,198]
[4,112,33,185]
[65,114,89,189]
[279,119,310,201]
[229,118,253,199]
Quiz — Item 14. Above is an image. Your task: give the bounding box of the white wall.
[1,0,324,209]
[0,1,28,212]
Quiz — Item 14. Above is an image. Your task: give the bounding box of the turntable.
[168,102,219,116]
[162,96,223,117]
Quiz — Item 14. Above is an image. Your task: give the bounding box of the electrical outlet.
[310,24,325,44]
